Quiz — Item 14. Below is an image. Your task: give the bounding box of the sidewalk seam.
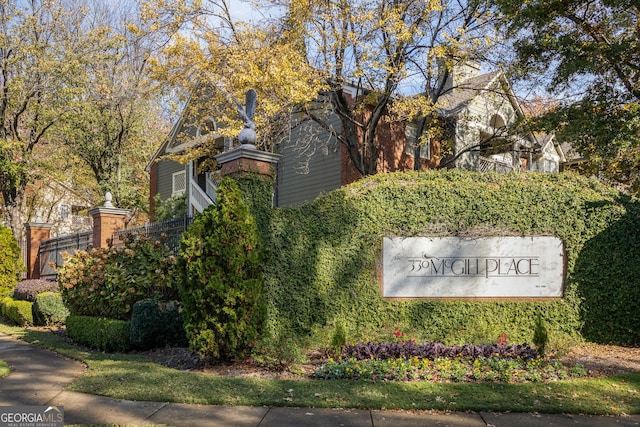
[144,401,171,422]
[256,406,271,426]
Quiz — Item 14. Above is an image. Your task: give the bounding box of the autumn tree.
[139,0,322,164]
[57,0,169,213]
[0,0,89,238]
[269,0,500,175]
[494,0,640,193]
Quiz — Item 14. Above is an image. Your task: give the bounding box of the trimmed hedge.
[66,315,131,352]
[263,170,640,346]
[0,297,33,326]
[32,292,69,326]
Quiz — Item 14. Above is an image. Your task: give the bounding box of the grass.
[1,321,639,415]
[0,359,9,378]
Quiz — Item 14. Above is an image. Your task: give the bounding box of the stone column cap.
[215,144,282,165]
[88,206,132,217]
[24,222,54,228]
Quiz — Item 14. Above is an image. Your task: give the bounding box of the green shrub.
[179,178,266,361]
[153,193,187,221]
[13,279,58,302]
[251,326,305,370]
[58,234,180,320]
[66,315,131,352]
[0,297,33,326]
[32,292,69,326]
[0,226,24,296]
[129,299,187,350]
[263,170,640,347]
[1,296,12,318]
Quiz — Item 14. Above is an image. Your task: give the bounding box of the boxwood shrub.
[32,292,69,326]
[66,315,131,352]
[261,170,640,347]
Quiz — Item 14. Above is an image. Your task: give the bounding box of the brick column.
[88,192,131,248]
[24,222,53,279]
[214,144,281,180]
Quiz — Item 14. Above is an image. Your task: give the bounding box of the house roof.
[558,142,587,164]
[437,71,502,115]
[146,86,223,172]
[534,133,554,148]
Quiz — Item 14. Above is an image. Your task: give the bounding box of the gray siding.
[276,115,342,207]
[156,158,187,201]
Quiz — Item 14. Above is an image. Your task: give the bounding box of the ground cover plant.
[314,342,587,382]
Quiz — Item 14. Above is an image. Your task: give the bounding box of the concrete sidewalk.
[1,333,639,426]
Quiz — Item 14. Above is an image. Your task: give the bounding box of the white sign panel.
[382,237,564,298]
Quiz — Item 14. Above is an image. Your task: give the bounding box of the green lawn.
[1,322,638,415]
[0,359,9,378]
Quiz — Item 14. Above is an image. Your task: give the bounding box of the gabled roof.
[146,96,194,172]
[146,86,223,172]
[437,71,502,115]
[558,142,587,165]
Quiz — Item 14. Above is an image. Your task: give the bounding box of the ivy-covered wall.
[254,170,639,346]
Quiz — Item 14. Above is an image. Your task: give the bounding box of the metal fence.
[111,216,193,254]
[37,231,93,280]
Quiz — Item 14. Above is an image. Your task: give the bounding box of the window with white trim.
[404,122,430,159]
[172,170,186,196]
[543,159,558,173]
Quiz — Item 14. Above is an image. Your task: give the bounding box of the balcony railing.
[477,156,518,173]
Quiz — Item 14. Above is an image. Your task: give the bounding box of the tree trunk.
[2,186,26,242]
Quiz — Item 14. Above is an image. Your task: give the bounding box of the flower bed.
[314,341,587,382]
[314,355,587,382]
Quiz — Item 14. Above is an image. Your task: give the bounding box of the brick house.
[276,61,565,206]
[149,62,566,211]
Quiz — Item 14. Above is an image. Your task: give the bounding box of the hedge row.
[65,300,187,352]
[0,297,33,326]
[66,315,131,352]
[260,170,640,346]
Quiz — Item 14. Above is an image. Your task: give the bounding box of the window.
[59,204,70,220]
[405,123,430,159]
[543,159,558,173]
[172,170,186,196]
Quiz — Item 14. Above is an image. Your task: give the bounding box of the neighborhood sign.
[382,236,564,298]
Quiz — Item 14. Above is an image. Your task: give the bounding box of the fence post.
[214,143,281,236]
[24,221,53,279]
[88,192,131,248]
